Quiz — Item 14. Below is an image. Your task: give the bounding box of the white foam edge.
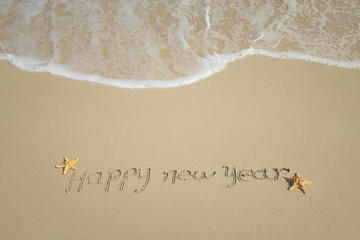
[1,50,359,89]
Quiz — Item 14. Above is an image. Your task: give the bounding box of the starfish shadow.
[283,174,297,190]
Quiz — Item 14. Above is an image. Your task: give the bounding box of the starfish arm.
[69,166,77,171]
[63,166,69,175]
[289,185,296,190]
[56,164,66,168]
[299,186,306,193]
[303,180,311,185]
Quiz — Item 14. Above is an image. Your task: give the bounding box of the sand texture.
[1,56,360,239]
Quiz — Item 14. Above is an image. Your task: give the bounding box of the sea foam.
[0,0,359,88]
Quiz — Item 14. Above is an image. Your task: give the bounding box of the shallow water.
[0,0,359,88]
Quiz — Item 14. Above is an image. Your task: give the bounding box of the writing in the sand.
[65,168,151,193]
[222,167,290,188]
[64,166,290,193]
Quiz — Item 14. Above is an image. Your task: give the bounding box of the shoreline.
[1,52,359,89]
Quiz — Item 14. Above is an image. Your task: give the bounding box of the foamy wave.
[0,0,359,88]
[2,50,358,89]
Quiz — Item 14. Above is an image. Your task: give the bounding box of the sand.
[1,56,360,239]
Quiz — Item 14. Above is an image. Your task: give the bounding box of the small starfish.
[56,157,78,175]
[284,173,311,193]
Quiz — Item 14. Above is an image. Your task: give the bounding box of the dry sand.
[1,56,360,239]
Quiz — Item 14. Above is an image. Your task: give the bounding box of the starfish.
[284,173,311,193]
[56,157,78,175]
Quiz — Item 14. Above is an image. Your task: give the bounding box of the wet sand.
[1,56,360,239]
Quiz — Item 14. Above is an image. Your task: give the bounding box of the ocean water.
[0,0,359,88]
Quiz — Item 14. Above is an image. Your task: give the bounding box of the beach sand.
[1,56,360,239]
